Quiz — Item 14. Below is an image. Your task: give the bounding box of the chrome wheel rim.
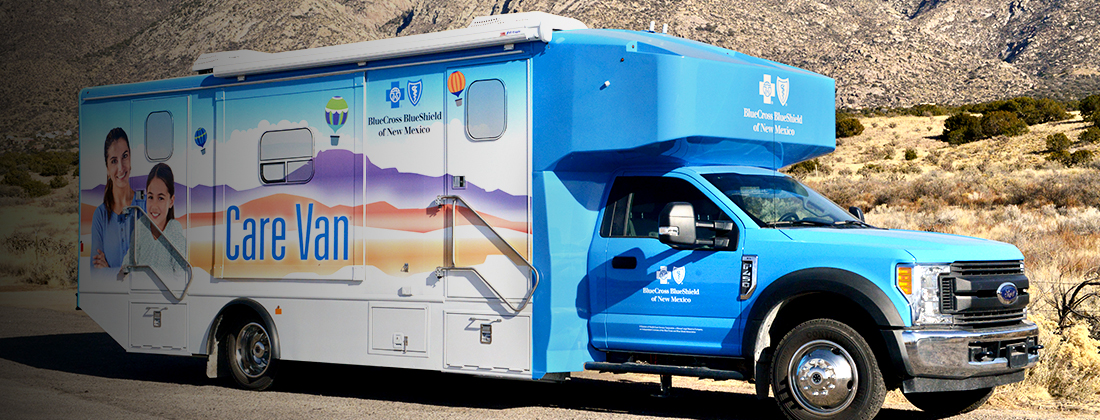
[234,322,270,379]
[787,339,858,415]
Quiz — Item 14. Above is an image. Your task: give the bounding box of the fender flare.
[206,298,281,360]
[743,267,905,371]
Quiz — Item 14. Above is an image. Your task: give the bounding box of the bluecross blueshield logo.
[387,81,404,108]
[997,282,1019,305]
[407,80,422,106]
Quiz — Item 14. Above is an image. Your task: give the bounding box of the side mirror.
[848,206,865,222]
[659,202,697,247]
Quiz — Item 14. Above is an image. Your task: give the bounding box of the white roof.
[192,12,587,78]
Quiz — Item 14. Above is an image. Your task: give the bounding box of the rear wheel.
[903,387,993,418]
[771,319,886,420]
[225,318,277,390]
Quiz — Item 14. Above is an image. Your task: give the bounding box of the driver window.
[600,176,732,241]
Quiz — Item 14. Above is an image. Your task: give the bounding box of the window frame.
[258,128,315,185]
[465,78,507,141]
[144,111,174,162]
[599,175,738,248]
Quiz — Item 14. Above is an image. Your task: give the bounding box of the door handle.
[611,256,637,269]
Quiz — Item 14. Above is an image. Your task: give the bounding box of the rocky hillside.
[3,0,1097,140]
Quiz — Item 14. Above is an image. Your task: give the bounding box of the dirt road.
[0,291,1085,419]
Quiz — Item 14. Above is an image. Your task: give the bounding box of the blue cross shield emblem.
[387,81,404,108]
[407,80,422,106]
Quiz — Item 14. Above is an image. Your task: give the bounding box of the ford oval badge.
[997,282,1019,306]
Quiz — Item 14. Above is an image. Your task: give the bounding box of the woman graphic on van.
[91,127,145,268]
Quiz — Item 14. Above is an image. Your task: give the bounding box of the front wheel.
[771,319,886,420]
[903,387,993,418]
[225,318,278,390]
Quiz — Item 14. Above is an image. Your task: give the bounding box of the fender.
[205,298,282,360]
[742,267,905,369]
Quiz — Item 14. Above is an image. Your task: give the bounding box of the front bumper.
[894,321,1040,393]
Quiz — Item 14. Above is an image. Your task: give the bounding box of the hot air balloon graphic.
[194,127,207,155]
[325,96,349,132]
[448,71,466,106]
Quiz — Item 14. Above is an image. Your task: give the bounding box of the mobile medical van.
[79,12,1039,420]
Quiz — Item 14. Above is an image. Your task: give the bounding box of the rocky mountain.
[2,0,1097,140]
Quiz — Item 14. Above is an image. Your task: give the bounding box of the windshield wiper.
[833,220,875,228]
[767,220,833,228]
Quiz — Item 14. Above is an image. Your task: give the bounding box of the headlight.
[897,264,953,326]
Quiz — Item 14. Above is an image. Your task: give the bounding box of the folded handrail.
[122,206,194,302]
[435,195,539,313]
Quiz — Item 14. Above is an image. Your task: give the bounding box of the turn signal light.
[897,266,913,295]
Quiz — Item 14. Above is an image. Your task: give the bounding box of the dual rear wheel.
[224,317,277,391]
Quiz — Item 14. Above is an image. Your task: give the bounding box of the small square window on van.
[259,128,314,184]
[145,111,173,161]
[466,79,506,140]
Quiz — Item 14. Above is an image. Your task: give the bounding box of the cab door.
[591,175,744,356]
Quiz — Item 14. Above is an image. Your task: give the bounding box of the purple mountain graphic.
[84,149,528,223]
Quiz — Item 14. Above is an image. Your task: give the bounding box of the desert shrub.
[1081,126,1100,143]
[1,169,50,198]
[1080,94,1100,118]
[1021,97,1071,125]
[904,148,917,160]
[1047,133,1072,152]
[856,163,884,175]
[49,175,67,189]
[980,110,1029,137]
[786,158,831,177]
[1025,315,1100,401]
[836,115,864,138]
[1069,150,1094,167]
[943,113,982,144]
[964,97,1071,126]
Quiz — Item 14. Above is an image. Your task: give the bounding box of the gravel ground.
[0,290,1091,420]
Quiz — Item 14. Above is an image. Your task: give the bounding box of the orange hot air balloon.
[448,71,466,97]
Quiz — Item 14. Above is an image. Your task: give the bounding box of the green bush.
[2,168,31,187]
[980,110,1028,137]
[1021,98,1071,125]
[943,113,983,144]
[786,158,831,176]
[49,175,67,189]
[1080,126,1100,144]
[1079,94,1100,118]
[21,180,50,198]
[1069,150,1094,166]
[836,116,864,138]
[904,148,918,160]
[2,168,53,198]
[1047,133,1072,152]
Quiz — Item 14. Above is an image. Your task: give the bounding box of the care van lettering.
[225,204,348,261]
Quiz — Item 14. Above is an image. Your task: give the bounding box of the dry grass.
[0,180,77,288]
[798,112,1100,409]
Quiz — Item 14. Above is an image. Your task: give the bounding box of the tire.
[903,387,993,418]
[225,317,278,390]
[771,319,886,420]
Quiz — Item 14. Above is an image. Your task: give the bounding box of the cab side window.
[600,176,733,243]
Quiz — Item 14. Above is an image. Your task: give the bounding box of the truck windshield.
[702,173,866,228]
